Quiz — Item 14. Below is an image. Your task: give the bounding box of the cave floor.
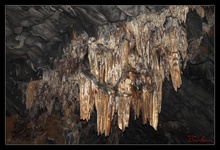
[6,114,65,144]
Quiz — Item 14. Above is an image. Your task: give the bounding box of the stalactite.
[25,5,191,137]
[80,5,190,135]
[26,80,43,110]
[25,34,88,143]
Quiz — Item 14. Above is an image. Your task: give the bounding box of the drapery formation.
[24,5,210,137]
[80,5,190,136]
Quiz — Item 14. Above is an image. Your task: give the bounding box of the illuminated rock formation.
[79,5,190,135]
[5,6,213,143]
[24,5,194,137]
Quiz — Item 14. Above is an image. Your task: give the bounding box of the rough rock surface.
[6,5,214,144]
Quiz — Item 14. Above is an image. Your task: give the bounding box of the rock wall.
[5,5,214,144]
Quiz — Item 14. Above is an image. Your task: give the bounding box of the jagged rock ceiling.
[5,5,215,144]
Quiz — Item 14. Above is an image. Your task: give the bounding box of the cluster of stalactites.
[25,33,88,122]
[80,5,189,136]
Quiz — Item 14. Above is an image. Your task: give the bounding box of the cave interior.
[5,5,215,144]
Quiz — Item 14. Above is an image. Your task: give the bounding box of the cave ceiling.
[5,5,215,144]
